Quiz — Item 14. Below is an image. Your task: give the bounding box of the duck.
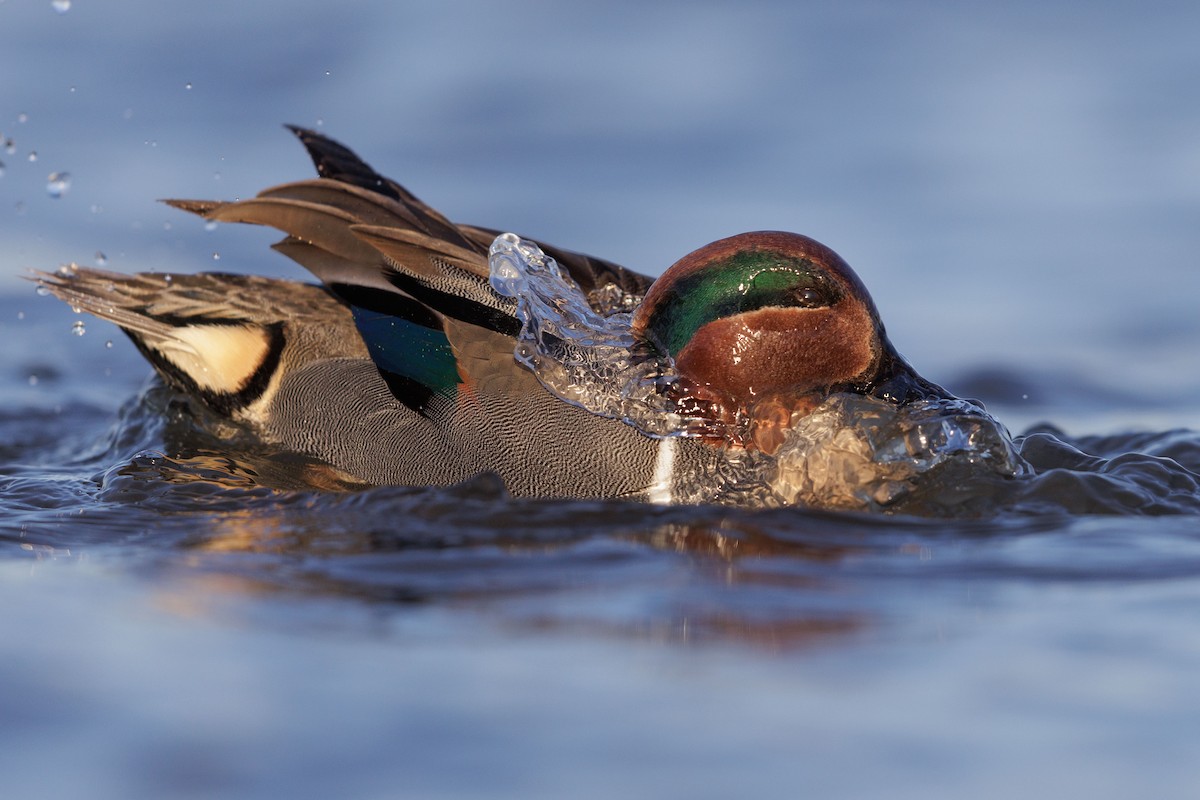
[39,126,1014,508]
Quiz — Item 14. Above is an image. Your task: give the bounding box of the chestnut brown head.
[632,231,942,413]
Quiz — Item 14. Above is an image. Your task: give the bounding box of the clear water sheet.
[489,232,689,436]
[489,233,1028,511]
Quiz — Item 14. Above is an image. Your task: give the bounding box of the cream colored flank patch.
[153,324,270,393]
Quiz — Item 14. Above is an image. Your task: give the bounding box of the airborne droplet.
[71,319,85,337]
[46,172,71,198]
[52,0,71,13]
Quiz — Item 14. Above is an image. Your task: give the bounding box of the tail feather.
[34,267,357,419]
[151,129,657,422]
[199,197,382,266]
[283,124,477,250]
[283,124,422,204]
[269,237,397,293]
[256,179,455,239]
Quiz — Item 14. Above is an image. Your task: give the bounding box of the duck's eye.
[793,286,827,308]
[745,267,837,310]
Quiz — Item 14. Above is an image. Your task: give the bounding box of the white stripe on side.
[647,436,676,505]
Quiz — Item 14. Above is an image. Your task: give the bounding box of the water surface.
[4,2,1200,798]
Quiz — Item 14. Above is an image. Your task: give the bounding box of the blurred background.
[4,0,1199,435]
[4,6,1200,799]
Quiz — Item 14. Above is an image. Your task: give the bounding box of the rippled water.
[5,2,1200,798]
[6,288,1200,797]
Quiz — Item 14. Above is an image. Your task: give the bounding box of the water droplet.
[90,203,102,214]
[104,340,113,349]
[51,0,70,12]
[3,138,14,155]
[68,86,76,93]
[17,113,28,124]
[27,151,37,162]
[212,252,221,261]
[163,274,172,283]
[162,221,172,231]
[315,118,324,128]
[16,311,25,320]
[71,319,85,336]
[324,70,331,77]
[212,171,221,181]
[94,251,107,266]
[204,220,217,231]
[35,284,50,297]
[0,160,5,178]
[46,171,71,198]
[185,82,193,90]
[28,374,39,387]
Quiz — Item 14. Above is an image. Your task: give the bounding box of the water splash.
[769,394,1029,511]
[487,232,1029,510]
[488,233,688,436]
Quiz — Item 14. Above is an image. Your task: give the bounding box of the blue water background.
[3,2,1200,798]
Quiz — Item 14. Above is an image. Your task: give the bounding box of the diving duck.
[40,127,1023,509]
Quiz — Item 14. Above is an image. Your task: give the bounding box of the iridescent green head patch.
[641,249,843,357]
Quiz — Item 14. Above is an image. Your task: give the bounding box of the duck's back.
[41,265,705,499]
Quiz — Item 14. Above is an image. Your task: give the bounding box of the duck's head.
[632,231,946,438]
